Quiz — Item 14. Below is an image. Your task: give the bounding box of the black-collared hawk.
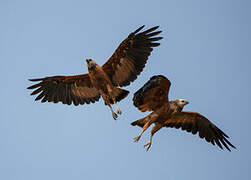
[27,26,162,120]
[131,75,236,151]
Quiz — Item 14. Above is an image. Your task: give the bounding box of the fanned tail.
[106,88,129,105]
[131,117,148,128]
[115,88,129,103]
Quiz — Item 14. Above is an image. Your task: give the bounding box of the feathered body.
[87,61,129,105]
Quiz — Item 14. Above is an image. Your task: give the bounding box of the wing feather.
[133,75,171,112]
[165,111,236,151]
[102,26,162,87]
[27,74,101,105]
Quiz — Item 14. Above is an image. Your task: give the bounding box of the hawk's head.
[175,99,189,108]
[86,59,97,70]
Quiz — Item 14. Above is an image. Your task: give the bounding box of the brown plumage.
[131,75,236,151]
[27,25,162,120]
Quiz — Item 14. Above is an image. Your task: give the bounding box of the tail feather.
[115,88,129,103]
[131,117,147,128]
[106,88,129,105]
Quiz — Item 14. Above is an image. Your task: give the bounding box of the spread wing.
[27,74,101,106]
[133,75,171,112]
[102,25,162,87]
[165,111,236,151]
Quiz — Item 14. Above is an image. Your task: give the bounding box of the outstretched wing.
[102,25,162,87]
[27,74,100,106]
[165,111,236,151]
[133,75,171,112]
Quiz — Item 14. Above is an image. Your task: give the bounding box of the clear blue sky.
[1,0,250,179]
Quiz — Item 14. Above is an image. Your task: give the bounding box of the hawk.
[27,26,162,119]
[131,75,236,151]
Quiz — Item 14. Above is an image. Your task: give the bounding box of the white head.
[175,99,189,108]
[86,59,97,70]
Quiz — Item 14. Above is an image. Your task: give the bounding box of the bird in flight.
[27,26,162,120]
[131,75,236,151]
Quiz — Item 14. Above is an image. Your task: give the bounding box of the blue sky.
[1,0,250,179]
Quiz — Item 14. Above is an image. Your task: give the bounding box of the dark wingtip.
[152,25,160,29]
[151,42,160,47]
[143,26,160,34]
[217,130,236,151]
[210,125,236,152]
[224,138,236,150]
[231,146,236,151]
[231,144,236,149]
[134,25,145,34]
[27,78,44,89]
[156,37,163,40]
[224,144,231,152]
[224,142,236,152]
[27,83,40,89]
[149,25,160,30]
[28,78,44,82]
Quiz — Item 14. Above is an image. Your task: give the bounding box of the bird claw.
[144,141,152,151]
[112,112,118,120]
[133,135,141,142]
[117,108,122,115]
[115,106,122,115]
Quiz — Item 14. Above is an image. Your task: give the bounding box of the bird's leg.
[115,104,122,114]
[144,136,152,151]
[133,113,158,142]
[113,99,122,115]
[134,121,151,142]
[144,124,163,151]
[108,104,117,120]
[107,85,121,117]
[102,90,118,120]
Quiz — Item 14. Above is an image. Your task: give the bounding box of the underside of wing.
[27,74,101,106]
[164,111,236,151]
[133,75,171,112]
[102,25,163,87]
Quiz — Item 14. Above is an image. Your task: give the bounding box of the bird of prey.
[131,75,236,151]
[27,26,162,120]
